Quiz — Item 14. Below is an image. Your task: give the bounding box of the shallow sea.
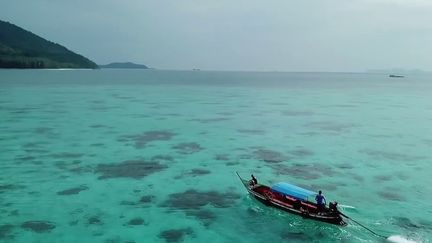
[0,70,431,243]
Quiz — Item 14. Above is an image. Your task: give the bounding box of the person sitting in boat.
[329,201,339,213]
[249,174,258,186]
[315,190,326,212]
[293,199,302,210]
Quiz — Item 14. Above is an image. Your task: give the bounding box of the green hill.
[0,20,97,69]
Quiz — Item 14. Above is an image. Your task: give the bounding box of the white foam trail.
[386,235,418,243]
[338,204,355,209]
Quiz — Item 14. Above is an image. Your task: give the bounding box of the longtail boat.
[236,172,346,226]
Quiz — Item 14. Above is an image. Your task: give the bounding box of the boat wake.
[386,235,419,243]
[338,204,356,209]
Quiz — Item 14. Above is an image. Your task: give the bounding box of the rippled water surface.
[1,70,431,242]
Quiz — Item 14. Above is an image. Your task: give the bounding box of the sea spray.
[386,235,418,243]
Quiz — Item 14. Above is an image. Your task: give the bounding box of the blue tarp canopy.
[271,182,316,201]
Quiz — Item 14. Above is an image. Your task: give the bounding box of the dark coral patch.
[91,99,105,104]
[300,183,339,192]
[164,113,182,117]
[89,105,120,112]
[253,149,288,163]
[304,121,356,132]
[72,160,82,165]
[172,143,203,154]
[21,221,55,233]
[51,152,83,159]
[34,127,54,134]
[158,227,194,243]
[9,209,19,216]
[273,164,320,180]
[161,189,240,210]
[0,184,26,193]
[225,161,239,166]
[299,163,335,176]
[190,117,230,123]
[24,148,49,154]
[336,163,354,169]
[174,168,211,179]
[22,142,43,148]
[281,111,315,116]
[152,155,174,161]
[139,195,153,203]
[332,104,357,108]
[90,143,105,147]
[69,220,79,226]
[280,231,312,241]
[89,124,109,129]
[22,144,49,153]
[214,154,229,161]
[392,217,432,231]
[216,112,234,116]
[57,185,89,195]
[120,195,154,206]
[378,191,406,201]
[289,148,314,157]
[54,161,68,170]
[69,165,93,174]
[15,155,37,161]
[190,168,210,176]
[88,216,103,225]
[237,129,265,135]
[272,163,336,180]
[347,173,364,182]
[95,160,167,179]
[118,130,176,149]
[127,218,145,226]
[360,149,426,162]
[374,175,392,182]
[112,94,134,100]
[9,106,37,115]
[120,201,137,206]
[32,161,43,165]
[0,224,14,240]
[396,173,409,180]
[186,209,216,226]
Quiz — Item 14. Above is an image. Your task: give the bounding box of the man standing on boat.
[315,190,326,212]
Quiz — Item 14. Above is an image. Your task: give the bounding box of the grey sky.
[1,0,431,71]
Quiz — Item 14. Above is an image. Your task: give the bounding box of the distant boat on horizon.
[389,74,405,78]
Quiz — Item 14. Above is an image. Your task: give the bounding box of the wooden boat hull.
[237,172,346,226]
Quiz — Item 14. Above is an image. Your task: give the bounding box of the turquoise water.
[1,70,431,242]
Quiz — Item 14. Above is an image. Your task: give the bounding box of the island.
[99,62,149,69]
[389,74,404,78]
[0,20,97,69]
